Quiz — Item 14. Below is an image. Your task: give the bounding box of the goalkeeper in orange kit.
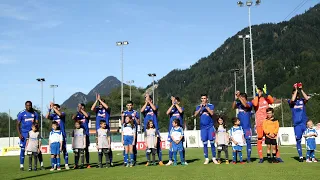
[252,84,283,163]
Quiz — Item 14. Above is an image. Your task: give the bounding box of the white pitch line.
[281,146,319,152]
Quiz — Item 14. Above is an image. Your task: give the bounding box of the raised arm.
[291,88,298,102]
[194,106,201,117]
[166,105,174,115]
[301,89,309,102]
[91,100,98,111]
[52,106,64,117]
[140,101,148,113]
[80,109,89,118]
[175,104,184,114]
[205,104,214,116]
[239,96,250,108]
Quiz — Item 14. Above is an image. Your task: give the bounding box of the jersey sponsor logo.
[172,113,180,117]
[98,113,106,117]
[201,112,209,116]
[54,119,61,124]
[294,105,303,109]
[25,118,34,122]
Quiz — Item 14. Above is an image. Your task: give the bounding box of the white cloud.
[0,45,14,50]
[0,4,30,21]
[32,21,63,30]
[0,56,16,64]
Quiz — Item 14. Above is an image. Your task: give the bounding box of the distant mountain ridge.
[62,76,121,109]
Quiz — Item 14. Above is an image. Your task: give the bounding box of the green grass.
[0,146,319,180]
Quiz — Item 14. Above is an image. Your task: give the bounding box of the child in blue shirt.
[303,120,318,162]
[170,119,186,166]
[229,117,245,164]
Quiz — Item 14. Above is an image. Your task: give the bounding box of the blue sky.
[0,0,319,117]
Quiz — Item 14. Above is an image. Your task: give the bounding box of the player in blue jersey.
[166,96,187,166]
[232,91,253,163]
[141,94,163,165]
[17,101,44,171]
[122,101,140,166]
[46,102,69,170]
[72,103,91,168]
[90,93,113,165]
[303,120,318,163]
[91,94,111,130]
[288,83,309,162]
[194,94,219,164]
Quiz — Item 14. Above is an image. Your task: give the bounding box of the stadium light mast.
[50,85,58,103]
[231,69,240,116]
[116,41,129,113]
[238,34,250,94]
[148,73,157,103]
[237,0,260,98]
[36,78,45,137]
[126,80,134,101]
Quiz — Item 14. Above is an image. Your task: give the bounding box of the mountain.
[62,92,88,110]
[61,76,121,109]
[87,76,121,101]
[157,4,320,105]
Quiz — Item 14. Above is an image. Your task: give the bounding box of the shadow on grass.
[13,169,75,180]
[291,156,303,162]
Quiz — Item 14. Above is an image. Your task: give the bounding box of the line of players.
[16,82,316,170]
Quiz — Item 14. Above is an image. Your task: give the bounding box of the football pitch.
[0,146,319,180]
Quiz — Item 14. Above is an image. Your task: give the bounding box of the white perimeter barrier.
[1,127,320,156]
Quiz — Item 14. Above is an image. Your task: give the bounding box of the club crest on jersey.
[299,101,303,105]
[31,114,34,117]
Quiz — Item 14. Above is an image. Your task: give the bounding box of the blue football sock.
[203,142,209,158]
[64,151,69,164]
[239,151,243,162]
[179,150,185,163]
[311,150,315,159]
[20,148,25,165]
[169,150,173,160]
[51,158,54,168]
[123,150,126,163]
[173,151,177,163]
[306,150,311,160]
[210,141,216,158]
[57,158,61,167]
[296,139,303,157]
[157,148,162,161]
[130,154,134,163]
[233,151,237,162]
[124,153,128,163]
[246,139,251,160]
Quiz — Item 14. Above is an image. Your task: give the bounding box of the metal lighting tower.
[116,41,129,112]
[238,34,250,94]
[148,73,157,102]
[231,69,240,93]
[237,0,261,97]
[231,69,240,116]
[36,78,45,137]
[126,80,134,100]
[50,85,58,103]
